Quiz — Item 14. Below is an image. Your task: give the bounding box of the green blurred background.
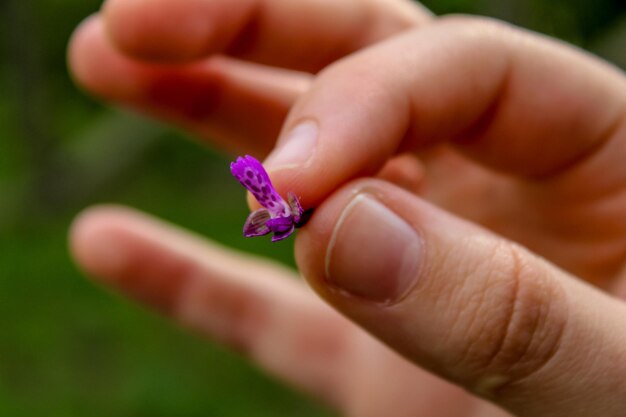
[0,0,624,416]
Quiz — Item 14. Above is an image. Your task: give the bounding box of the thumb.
[295,179,626,417]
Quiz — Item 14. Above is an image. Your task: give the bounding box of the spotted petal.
[230,155,289,217]
[231,155,306,242]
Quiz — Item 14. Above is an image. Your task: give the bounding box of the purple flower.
[230,155,306,242]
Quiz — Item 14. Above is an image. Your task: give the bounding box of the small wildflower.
[230,155,308,242]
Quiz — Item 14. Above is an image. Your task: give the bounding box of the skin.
[67,1,626,416]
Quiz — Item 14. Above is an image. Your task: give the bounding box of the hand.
[68,1,626,416]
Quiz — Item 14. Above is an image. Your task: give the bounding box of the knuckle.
[456,242,568,397]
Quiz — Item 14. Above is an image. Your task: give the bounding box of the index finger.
[102,0,432,71]
[264,17,626,206]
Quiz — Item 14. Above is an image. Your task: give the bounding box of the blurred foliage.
[0,0,624,416]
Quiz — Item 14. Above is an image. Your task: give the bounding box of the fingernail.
[325,194,423,304]
[265,121,318,168]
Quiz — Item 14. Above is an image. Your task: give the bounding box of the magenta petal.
[271,224,295,242]
[243,209,271,237]
[267,217,295,241]
[266,216,293,233]
[230,155,289,216]
[231,155,305,242]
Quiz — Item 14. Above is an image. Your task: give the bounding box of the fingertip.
[294,178,381,297]
[263,60,410,210]
[68,15,144,100]
[69,205,139,280]
[70,205,192,312]
[67,15,102,92]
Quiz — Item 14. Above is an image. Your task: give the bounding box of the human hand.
[68,1,626,416]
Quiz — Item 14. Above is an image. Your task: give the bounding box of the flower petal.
[230,155,289,216]
[243,208,271,237]
[266,216,293,233]
[266,217,295,241]
[271,224,295,242]
[287,192,303,223]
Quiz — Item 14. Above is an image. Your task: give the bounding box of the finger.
[611,266,626,299]
[263,17,626,280]
[246,152,427,210]
[265,17,626,206]
[296,178,626,417]
[376,153,426,194]
[102,0,432,70]
[69,205,355,405]
[69,206,491,417]
[69,16,311,156]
